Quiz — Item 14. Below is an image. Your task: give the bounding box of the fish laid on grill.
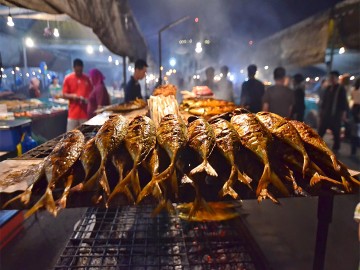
[83,115,128,196]
[108,116,156,203]
[8,130,85,218]
[138,114,188,208]
[187,116,217,177]
[256,112,311,180]
[231,108,289,202]
[210,117,251,199]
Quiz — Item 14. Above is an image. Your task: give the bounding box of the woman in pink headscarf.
[87,68,110,118]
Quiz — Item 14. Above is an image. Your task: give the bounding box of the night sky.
[129,0,342,69]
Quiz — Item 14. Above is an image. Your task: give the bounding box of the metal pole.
[123,56,127,87]
[158,32,162,85]
[158,16,190,86]
[327,9,336,74]
[22,38,28,83]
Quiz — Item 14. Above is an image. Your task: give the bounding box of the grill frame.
[54,206,269,269]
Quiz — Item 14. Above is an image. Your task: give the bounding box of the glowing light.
[350,76,355,80]
[193,75,197,79]
[306,77,310,82]
[38,69,41,73]
[264,66,269,70]
[315,77,319,81]
[11,70,15,75]
[164,76,168,81]
[339,47,345,54]
[204,39,210,44]
[240,69,244,74]
[86,46,94,54]
[229,74,235,81]
[169,57,176,67]
[214,75,220,81]
[249,40,254,46]
[47,74,51,79]
[32,71,35,76]
[160,66,164,71]
[196,75,200,79]
[7,15,14,27]
[99,45,104,52]
[195,42,202,53]
[0,68,3,72]
[15,67,20,71]
[53,28,60,37]
[195,17,199,23]
[25,37,34,47]
[173,69,176,74]
[108,56,113,62]
[115,60,119,66]
[26,73,29,77]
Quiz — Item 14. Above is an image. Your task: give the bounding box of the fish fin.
[190,160,218,177]
[257,188,279,204]
[131,169,141,197]
[237,168,252,190]
[25,186,57,218]
[154,162,176,183]
[108,171,134,204]
[341,176,352,192]
[151,182,163,200]
[219,167,238,199]
[181,174,193,185]
[349,175,360,186]
[98,168,110,196]
[58,174,74,209]
[82,166,102,191]
[260,164,290,196]
[256,164,271,196]
[302,154,310,178]
[310,173,342,187]
[137,174,156,203]
[330,155,341,172]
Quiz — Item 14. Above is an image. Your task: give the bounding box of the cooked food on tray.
[95,98,147,113]
[152,84,177,96]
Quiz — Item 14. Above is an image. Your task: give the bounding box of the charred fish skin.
[25,129,85,218]
[187,116,217,177]
[231,109,289,202]
[108,115,156,203]
[289,120,340,172]
[79,137,100,181]
[209,118,250,199]
[84,114,128,196]
[256,112,310,177]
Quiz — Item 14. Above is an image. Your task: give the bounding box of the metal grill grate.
[54,206,265,269]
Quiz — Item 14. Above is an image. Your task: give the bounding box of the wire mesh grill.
[17,125,100,160]
[54,206,264,269]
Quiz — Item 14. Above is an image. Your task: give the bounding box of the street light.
[169,57,176,67]
[158,16,190,85]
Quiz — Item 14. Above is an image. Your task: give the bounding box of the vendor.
[124,59,148,102]
[29,77,41,98]
[62,58,92,131]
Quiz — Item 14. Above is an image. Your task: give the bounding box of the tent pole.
[327,9,336,74]
[123,56,127,88]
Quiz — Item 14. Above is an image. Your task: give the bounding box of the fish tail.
[310,173,342,187]
[256,164,271,197]
[190,160,218,177]
[25,186,56,218]
[170,169,178,199]
[236,168,252,190]
[188,197,214,220]
[2,185,33,209]
[98,168,110,196]
[82,166,103,191]
[219,167,239,199]
[108,171,134,204]
[137,177,156,203]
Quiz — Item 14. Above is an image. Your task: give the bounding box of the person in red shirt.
[62,58,92,131]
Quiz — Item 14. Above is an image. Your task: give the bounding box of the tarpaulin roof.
[247,0,360,69]
[0,0,148,61]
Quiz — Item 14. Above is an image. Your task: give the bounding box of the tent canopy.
[0,0,148,61]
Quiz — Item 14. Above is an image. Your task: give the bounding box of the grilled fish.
[256,112,310,177]
[231,108,289,202]
[209,117,251,199]
[138,114,188,204]
[83,115,128,195]
[79,137,100,181]
[25,129,85,217]
[289,120,340,172]
[187,116,217,176]
[108,116,156,203]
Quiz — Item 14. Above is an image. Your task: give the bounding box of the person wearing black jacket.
[291,73,306,121]
[318,71,349,151]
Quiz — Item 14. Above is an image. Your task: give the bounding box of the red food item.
[192,86,213,96]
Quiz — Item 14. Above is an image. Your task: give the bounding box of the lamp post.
[158,16,190,85]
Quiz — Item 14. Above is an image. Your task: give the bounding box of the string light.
[7,8,14,27]
[53,28,60,37]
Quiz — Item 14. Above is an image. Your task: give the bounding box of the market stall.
[0,86,359,269]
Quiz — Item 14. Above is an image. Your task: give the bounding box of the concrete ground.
[0,134,359,270]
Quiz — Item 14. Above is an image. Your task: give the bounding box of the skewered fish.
[187,116,217,176]
[83,115,128,196]
[231,108,289,202]
[138,114,188,205]
[16,130,85,217]
[108,116,156,203]
[256,112,310,177]
[210,117,251,199]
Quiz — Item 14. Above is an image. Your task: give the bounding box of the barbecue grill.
[54,206,269,269]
